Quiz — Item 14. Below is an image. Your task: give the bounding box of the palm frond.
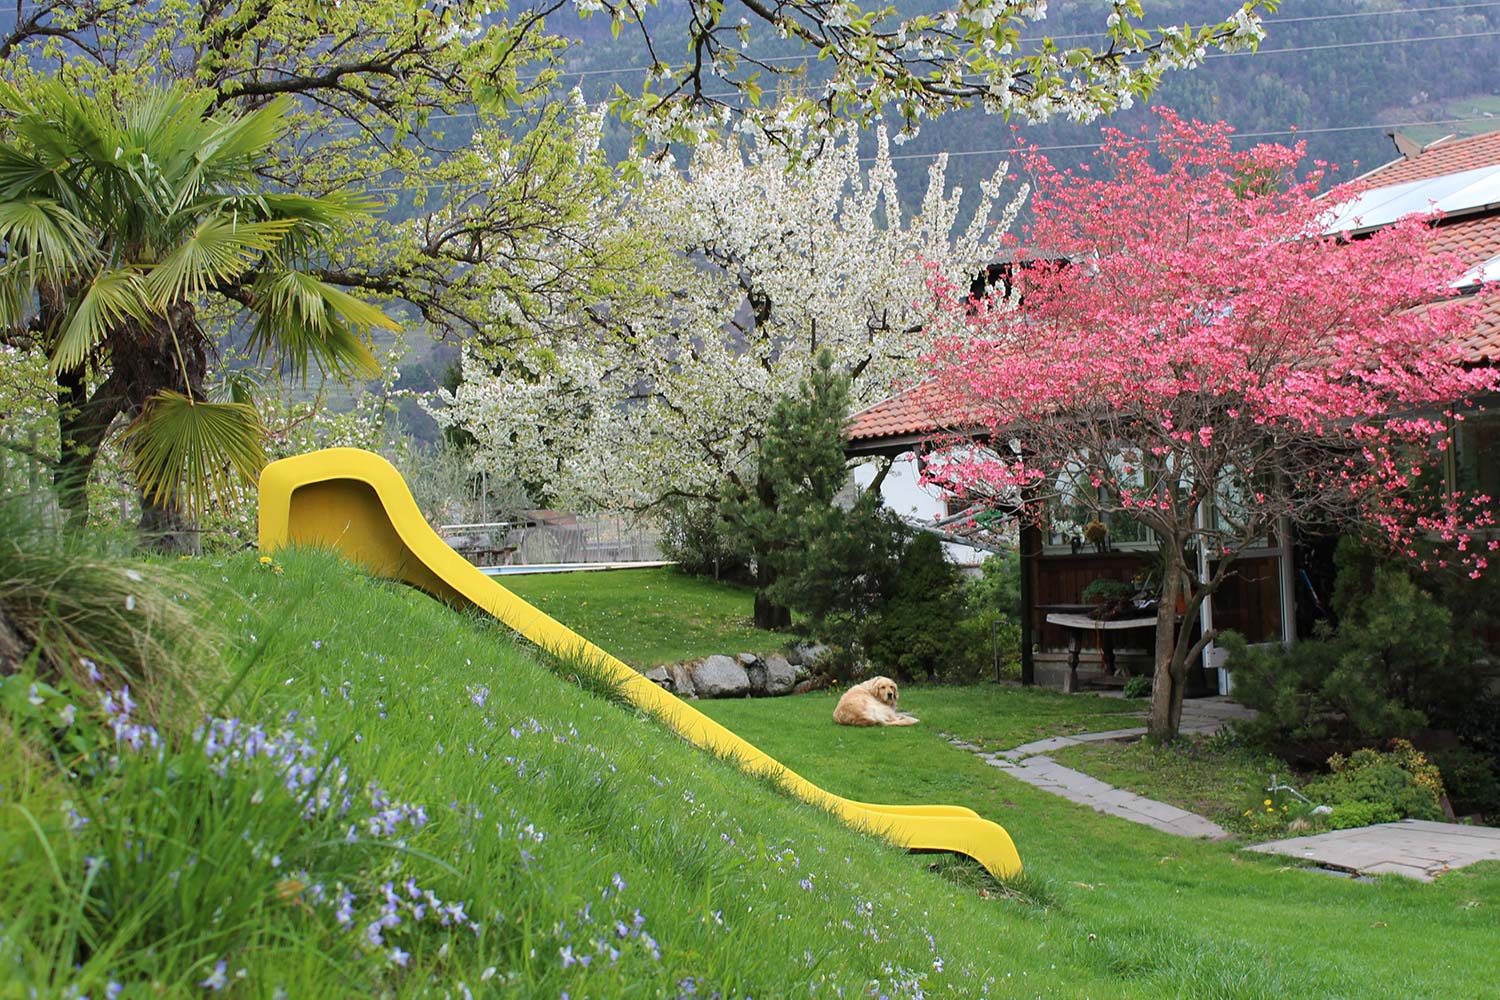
[145,214,296,304]
[49,268,155,372]
[0,265,35,330]
[0,145,60,201]
[243,190,378,226]
[247,269,393,380]
[188,96,292,178]
[0,196,96,281]
[207,365,267,406]
[126,390,267,518]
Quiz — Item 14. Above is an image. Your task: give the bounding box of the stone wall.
[641,645,828,698]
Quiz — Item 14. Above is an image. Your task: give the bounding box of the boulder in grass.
[691,654,751,697]
[742,656,769,694]
[763,655,797,695]
[786,642,830,670]
[667,662,698,698]
[644,666,671,690]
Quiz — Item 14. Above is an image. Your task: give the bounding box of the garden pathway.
[943,698,1256,841]
[947,698,1500,881]
[1246,820,1500,881]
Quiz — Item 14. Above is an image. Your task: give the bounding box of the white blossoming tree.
[584,0,1273,146]
[437,126,1026,623]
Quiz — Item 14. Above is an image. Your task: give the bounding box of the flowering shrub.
[923,110,1498,740]
[1305,740,1446,825]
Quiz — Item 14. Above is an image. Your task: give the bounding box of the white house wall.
[851,454,993,569]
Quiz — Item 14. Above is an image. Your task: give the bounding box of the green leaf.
[247,270,392,381]
[145,214,296,305]
[50,268,155,373]
[126,390,267,518]
[0,197,95,282]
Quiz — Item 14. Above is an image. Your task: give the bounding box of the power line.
[423,24,1500,123]
[874,116,1500,164]
[357,115,1500,193]
[514,5,1500,90]
[1207,26,1500,56]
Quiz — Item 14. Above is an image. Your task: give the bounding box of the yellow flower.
[258,555,273,565]
[1263,799,1272,806]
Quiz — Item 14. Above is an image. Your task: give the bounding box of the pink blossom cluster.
[921,109,1499,574]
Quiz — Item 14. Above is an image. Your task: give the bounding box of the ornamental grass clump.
[0,667,486,995]
[0,489,225,729]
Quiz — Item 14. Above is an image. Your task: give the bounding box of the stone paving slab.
[1245,820,1500,881]
[1072,727,1149,743]
[999,752,1231,840]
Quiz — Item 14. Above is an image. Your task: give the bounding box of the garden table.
[1044,612,1159,693]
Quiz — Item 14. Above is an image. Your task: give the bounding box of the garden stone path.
[1245,820,1500,881]
[943,697,1258,841]
[946,697,1500,880]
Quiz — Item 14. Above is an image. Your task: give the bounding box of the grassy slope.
[7,553,1495,998]
[698,691,1500,1000]
[1,551,1118,998]
[502,568,788,668]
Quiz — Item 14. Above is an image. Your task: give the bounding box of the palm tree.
[0,80,394,547]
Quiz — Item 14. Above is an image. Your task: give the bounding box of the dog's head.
[866,676,899,708]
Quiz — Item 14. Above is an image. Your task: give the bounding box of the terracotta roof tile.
[1359,130,1500,188]
[1430,213,1500,265]
[846,381,947,444]
[1445,292,1500,364]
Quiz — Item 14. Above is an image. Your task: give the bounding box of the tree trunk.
[753,559,791,630]
[1147,549,1188,741]
[125,305,210,553]
[137,486,201,554]
[54,366,127,530]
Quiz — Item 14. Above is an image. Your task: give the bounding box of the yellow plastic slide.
[257,448,1022,878]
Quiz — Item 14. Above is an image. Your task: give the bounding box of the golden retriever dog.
[832,676,919,727]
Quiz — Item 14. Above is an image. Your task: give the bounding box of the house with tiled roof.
[846,129,1500,691]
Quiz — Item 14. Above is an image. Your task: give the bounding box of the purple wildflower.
[198,960,228,991]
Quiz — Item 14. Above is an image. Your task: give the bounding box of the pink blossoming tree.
[922,111,1498,740]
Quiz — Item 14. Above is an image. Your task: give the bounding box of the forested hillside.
[560,0,1500,199]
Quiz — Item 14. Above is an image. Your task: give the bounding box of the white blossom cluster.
[598,0,1270,144]
[435,125,1027,511]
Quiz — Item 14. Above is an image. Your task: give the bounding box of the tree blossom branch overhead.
[574,0,1275,144]
[435,123,1027,512]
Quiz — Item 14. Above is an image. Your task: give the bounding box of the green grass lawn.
[909,684,1144,751]
[501,567,790,667]
[698,689,1500,999]
[1050,735,1319,839]
[6,551,1497,998]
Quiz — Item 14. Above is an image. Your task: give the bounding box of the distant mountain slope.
[554,0,1500,198]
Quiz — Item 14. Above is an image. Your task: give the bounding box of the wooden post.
[1018,518,1038,686]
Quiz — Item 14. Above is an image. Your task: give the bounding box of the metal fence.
[439,514,663,567]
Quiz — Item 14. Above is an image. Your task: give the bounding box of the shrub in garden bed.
[1429,746,1500,820]
[1303,740,1446,825]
